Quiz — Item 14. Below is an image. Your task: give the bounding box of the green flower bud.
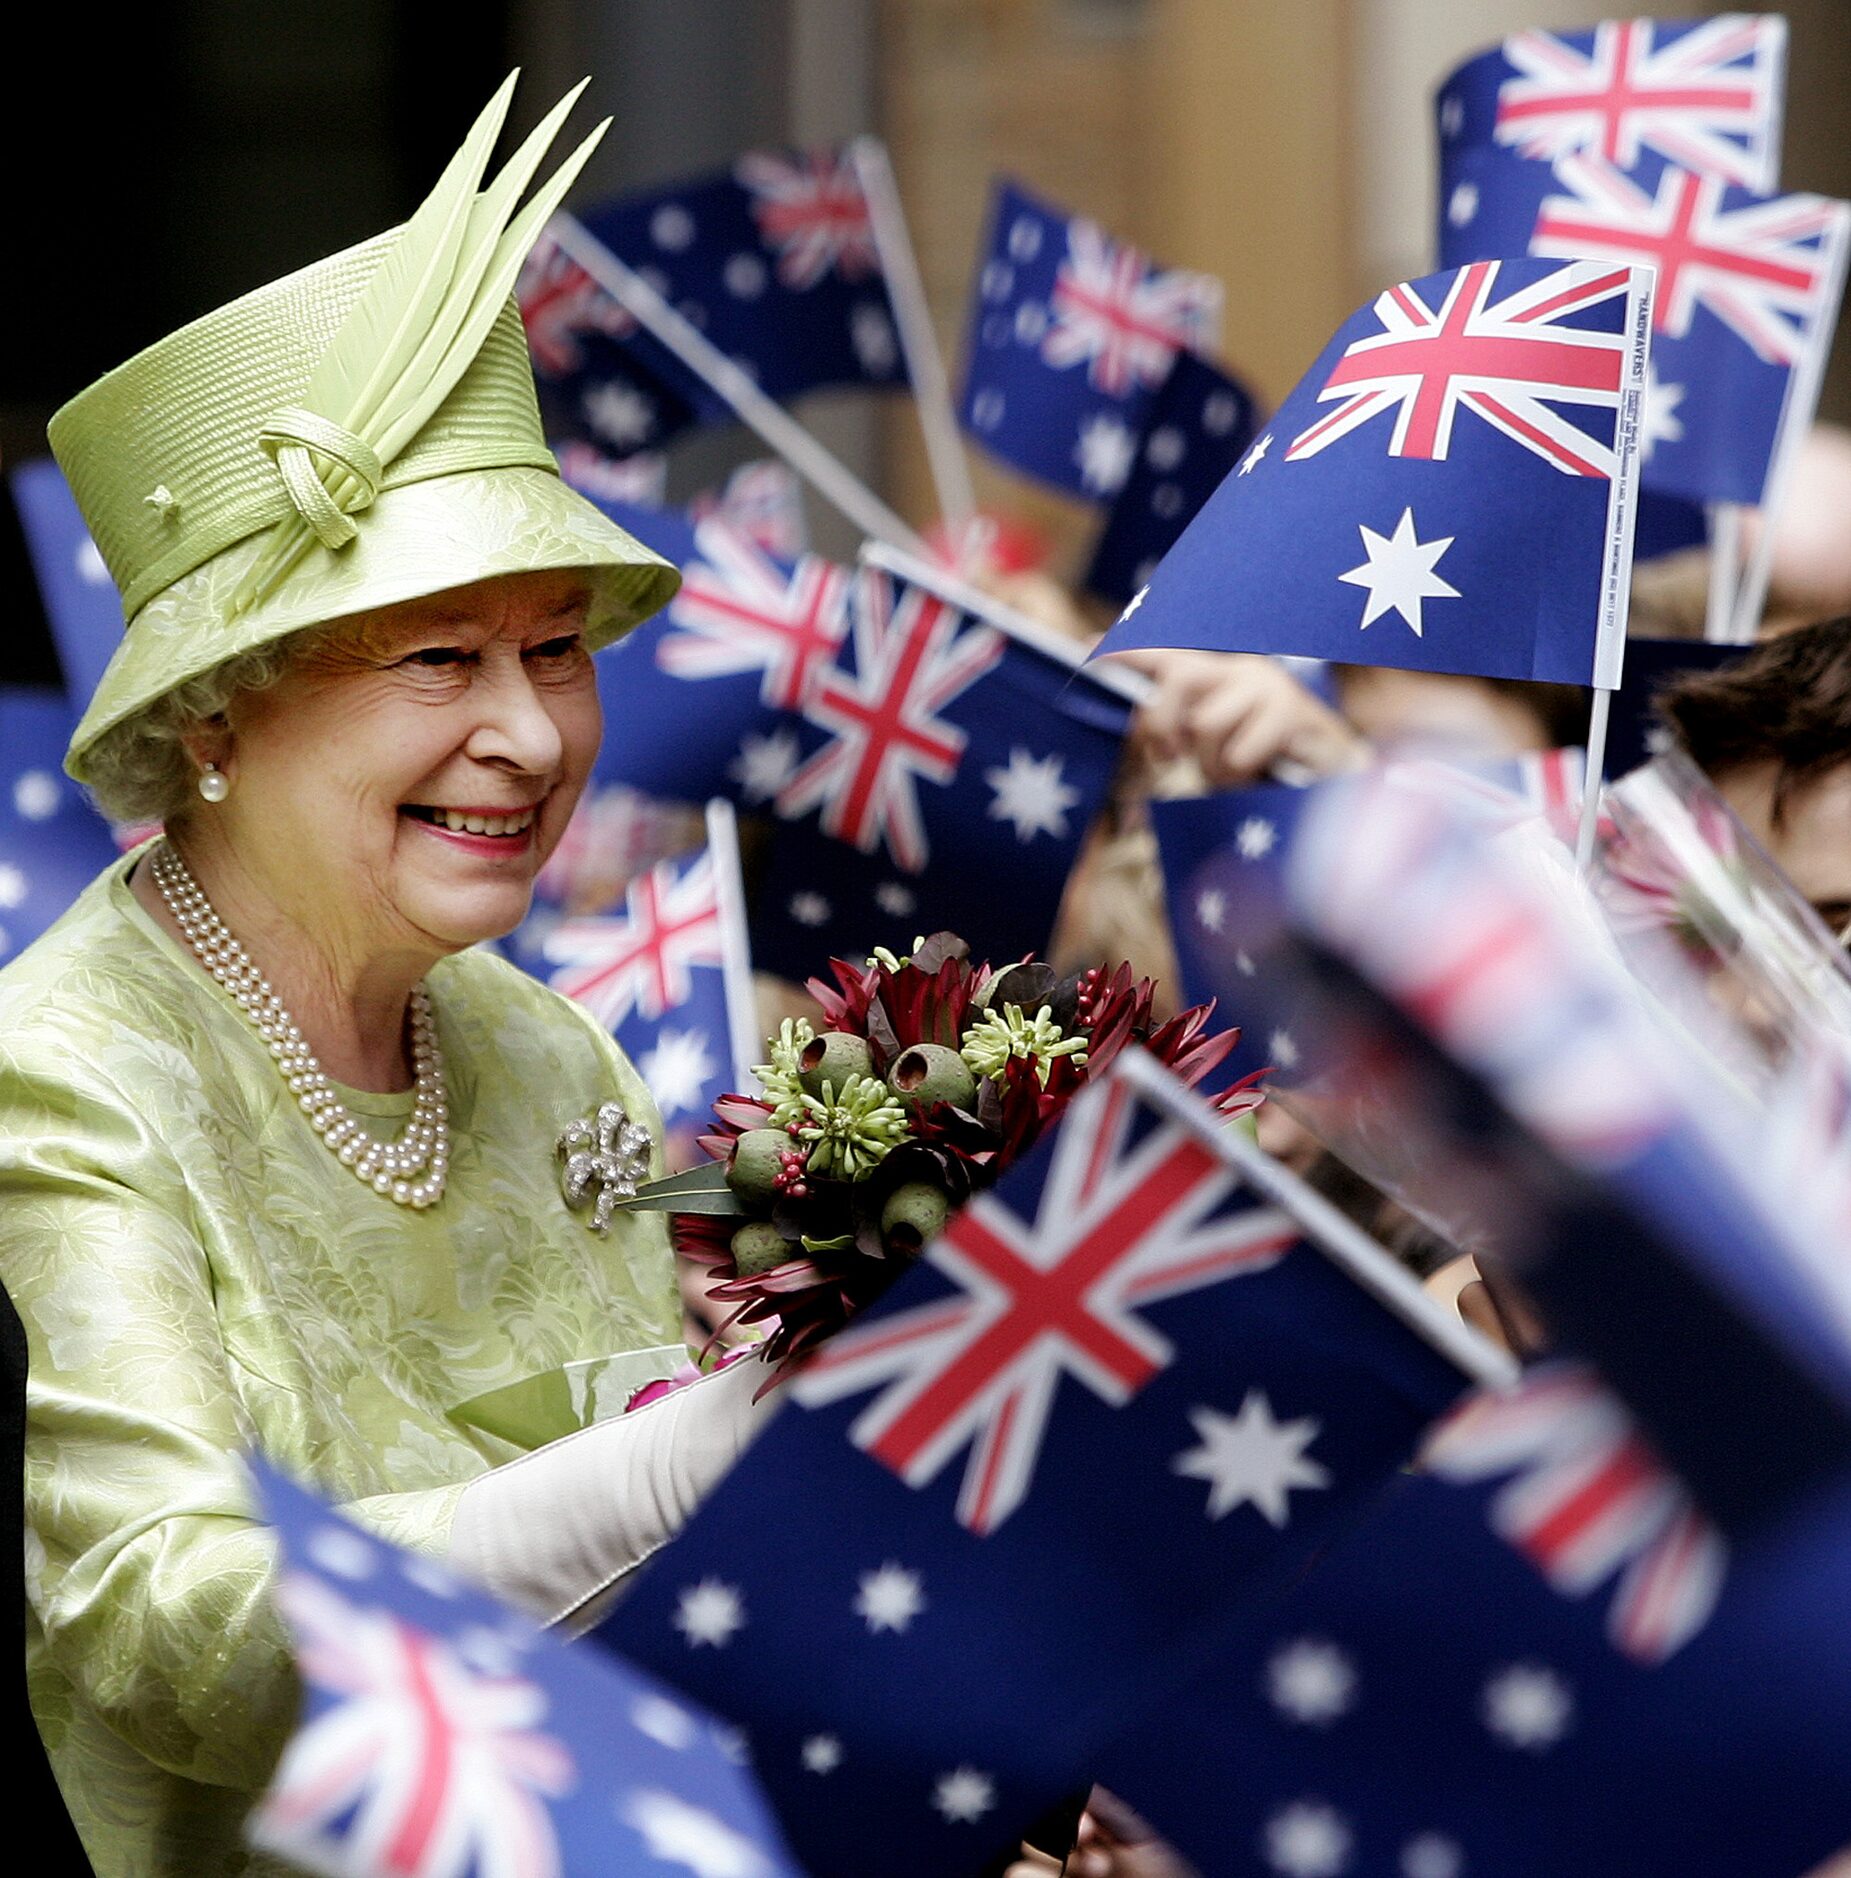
[726,1128,793,1202]
[881,1179,952,1247]
[730,1220,793,1277]
[799,1032,876,1100]
[887,1042,977,1112]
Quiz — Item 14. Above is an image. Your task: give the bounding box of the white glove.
[448,1354,779,1631]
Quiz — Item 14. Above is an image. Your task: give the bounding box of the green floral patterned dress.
[0,850,684,1878]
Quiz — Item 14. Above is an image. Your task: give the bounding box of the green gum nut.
[730,1220,793,1277]
[798,1032,876,1099]
[726,1128,791,1203]
[881,1179,952,1247]
[887,1042,976,1111]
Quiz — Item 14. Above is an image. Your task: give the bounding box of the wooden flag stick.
[1703,501,1743,643]
[548,213,932,561]
[849,137,980,555]
[1576,686,1613,873]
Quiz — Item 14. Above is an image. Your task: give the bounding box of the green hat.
[50,73,679,785]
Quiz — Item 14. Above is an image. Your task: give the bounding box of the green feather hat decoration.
[50,72,679,784]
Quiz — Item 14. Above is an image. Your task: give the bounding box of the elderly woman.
[2,80,772,1878]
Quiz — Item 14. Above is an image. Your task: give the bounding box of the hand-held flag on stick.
[9,460,123,714]
[1093,257,1653,691]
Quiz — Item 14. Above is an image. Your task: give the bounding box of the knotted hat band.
[256,408,384,551]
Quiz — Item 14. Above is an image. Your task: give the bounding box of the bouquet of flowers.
[622,933,1261,1379]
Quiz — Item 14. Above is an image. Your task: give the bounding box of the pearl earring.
[197,764,230,804]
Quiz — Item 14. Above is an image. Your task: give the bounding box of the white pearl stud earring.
[197,764,230,804]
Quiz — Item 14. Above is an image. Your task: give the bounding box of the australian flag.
[1084,350,1262,609]
[1093,257,1654,690]
[10,458,122,712]
[0,688,126,965]
[527,800,757,1159]
[1436,15,1788,194]
[592,1052,1498,1878]
[1439,141,1850,510]
[249,1462,802,1878]
[1098,1383,1851,1878]
[959,179,1221,501]
[519,143,906,456]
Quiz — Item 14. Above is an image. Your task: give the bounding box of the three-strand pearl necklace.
[150,839,448,1208]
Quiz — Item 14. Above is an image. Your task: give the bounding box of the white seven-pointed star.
[623,1788,771,1878]
[801,1733,843,1774]
[673,1577,746,1648]
[1262,1799,1353,1877]
[1339,509,1459,638]
[651,203,697,250]
[640,1027,718,1119]
[583,381,657,449]
[1075,412,1137,494]
[1196,887,1227,933]
[985,748,1080,842]
[1482,1662,1574,1751]
[854,1562,926,1634]
[1400,1833,1465,1878]
[874,881,916,918]
[730,727,801,803]
[1237,432,1272,475]
[13,771,59,821]
[1266,1637,1358,1726]
[932,1766,997,1824]
[1641,362,1687,461]
[0,864,28,910]
[1172,1391,1331,1526]
[788,891,831,928]
[1236,815,1277,860]
[852,304,900,376]
[1447,180,1479,227]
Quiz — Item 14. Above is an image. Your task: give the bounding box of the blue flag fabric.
[1101,1426,1851,1878]
[1434,15,1788,194]
[249,1462,803,1878]
[1602,635,1745,779]
[1092,257,1653,689]
[519,145,906,456]
[1633,487,1708,563]
[592,1055,1491,1878]
[1438,141,1850,509]
[10,459,122,712]
[1084,350,1262,608]
[0,688,124,967]
[958,180,1221,501]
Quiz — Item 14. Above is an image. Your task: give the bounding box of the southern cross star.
[1481,1661,1574,1751]
[1266,1636,1358,1726]
[853,1561,927,1634]
[639,1027,718,1119]
[1641,361,1687,461]
[1172,1390,1330,1525]
[1339,508,1459,637]
[1075,411,1137,494]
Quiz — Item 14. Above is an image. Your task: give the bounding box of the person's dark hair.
[1656,615,1851,822]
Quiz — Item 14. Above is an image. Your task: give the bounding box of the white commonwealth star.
[985,748,1081,843]
[1447,180,1479,228]
[640,1027,718,1119]
[874,881,916,918]
[1642,362,1686,461]
[584,381,657,449]
[1262,1799,1353,1877]
[13,770,60,821]
[651,203,697,250]
[1172,1391,1331,1526]
[1266,1637,1357,1726]
[1196,887,1227,934]
[0,864,28,910]
[673,1577,746,1648]
[729,727,801,803]
[1236,815,1277,861]
[1075,412,1137,494]
[932,1766,997,1824]
[854,1562,926,1634]
[622,1788,772,1878]
[788,891,832,928]
[801,1733,843,1774]
[1237,432,1272,475]
[1146,424,1187,472]
[1339,508,1459,637]
[1400,1833,1465,1878]
[1482,1662,1573,1751]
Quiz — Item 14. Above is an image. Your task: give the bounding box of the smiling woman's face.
[198,568,602,966]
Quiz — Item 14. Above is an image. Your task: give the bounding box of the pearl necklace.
[150,840,448,1209]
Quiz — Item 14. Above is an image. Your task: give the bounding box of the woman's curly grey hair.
[82,626,327,824]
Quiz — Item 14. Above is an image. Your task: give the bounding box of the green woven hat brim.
[65,465,679,785]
